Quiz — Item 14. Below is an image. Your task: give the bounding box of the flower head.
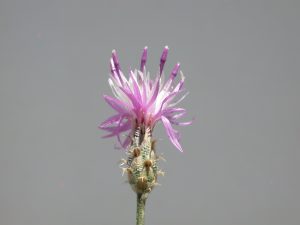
[99,46,192,151]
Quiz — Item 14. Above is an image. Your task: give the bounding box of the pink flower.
[99,46,192,151]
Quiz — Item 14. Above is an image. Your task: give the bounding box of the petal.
[130,70,142,104]
[163,107,186,117]
[165,108,193,126]
[102,115,132,150]
[168,92,189,108]
[163,63,180,91]
[146,74,160,108]
[119,70,128,86]
[116,130,132,150]
[156,91,179,114]
[99,114,122,128]
[102,122,131,137]
[142,78,148,104]
[119,86,140,111]
[103,95,128,113]
[161,116,183,152]
[172,71,185,92]
[121,134,132,149]
[169,120,193,126]
[100,117,131,132]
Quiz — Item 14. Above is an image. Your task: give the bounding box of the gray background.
[0,0,299,224]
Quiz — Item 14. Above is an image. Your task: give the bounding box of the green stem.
[136,194,146,225]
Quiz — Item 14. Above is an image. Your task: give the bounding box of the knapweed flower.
[99,46,192,152]
[99,47,192,224]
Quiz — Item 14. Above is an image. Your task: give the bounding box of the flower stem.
[136,194,146,225]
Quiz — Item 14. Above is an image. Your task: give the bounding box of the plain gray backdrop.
[0,0,299,224]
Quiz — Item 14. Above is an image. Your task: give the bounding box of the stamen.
[171,63,180,78]
[140,46,148,71]
[160,46,169,75]
[112,50,123,84]
[112,49,120,72]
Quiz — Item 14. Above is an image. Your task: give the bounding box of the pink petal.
[161,116,183,152]
[163,63,180,91]
[121,134,132,149]
[167,111,187,120]
[119,86,140,111]
[116,130,132,150]
[130,70,142,103]
[156,91,179,114]
[173,78,185,93]
[103,95,128,113]
[102,121,131,137]
[146,74,160,108]
[163,107,186,117]
[99,114,122,128]
[142,79,147,104]
[100,119,131,132]
[169,120,193,126]
[102,115,131,146]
